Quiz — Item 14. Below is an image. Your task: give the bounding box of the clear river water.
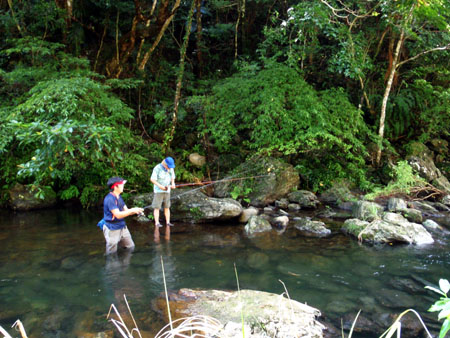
[0,206,448,337]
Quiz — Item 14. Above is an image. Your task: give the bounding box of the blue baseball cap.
[165,157,175,168]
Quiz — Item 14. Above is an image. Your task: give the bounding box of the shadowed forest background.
[0,0,449,207]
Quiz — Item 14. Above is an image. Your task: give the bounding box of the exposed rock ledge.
[155,288,326,338]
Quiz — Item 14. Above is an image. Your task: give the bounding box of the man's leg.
[163,193,173,227]
[154,208,160,225]
[103,226,120,255]
[152,193,163,227]
[119,227,135,251]
[164,207,170,225]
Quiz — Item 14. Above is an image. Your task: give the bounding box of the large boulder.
[214,157,299,207]
[8,183,57,211]
[171,190,242,222]
[387,197,407,212]
[131,190,242,223]
[399,208,423,223]
[318,180,357,208]
[406,142,450,194]
[287,190,320,209]
[387,198,423,223]
[154,288,326,338]
[352,201,384,221]
[442,195,450,206]
[188,153,206,167]
[408,201,439,214]
[342,212,434,245]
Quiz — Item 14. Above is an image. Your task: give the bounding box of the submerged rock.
[154,288,326,338]
[246,252,270,269]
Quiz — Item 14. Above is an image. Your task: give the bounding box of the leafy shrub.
[0,38,150,206]
[192,62,375,191]
[365,161,426,200]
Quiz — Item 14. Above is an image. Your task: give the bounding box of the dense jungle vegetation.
[0,0,449,207]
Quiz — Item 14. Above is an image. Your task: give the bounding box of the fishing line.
[142,167,274,210]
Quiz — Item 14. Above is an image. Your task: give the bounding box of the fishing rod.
[174,174,271,188]
[142,170,274,209]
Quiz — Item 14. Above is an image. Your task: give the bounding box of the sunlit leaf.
[439,279,450,294]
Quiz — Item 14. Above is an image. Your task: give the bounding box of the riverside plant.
[425,279,450,338]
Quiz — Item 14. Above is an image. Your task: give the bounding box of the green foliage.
[189,206,204,221]
[195,62,374,191]
[384,88,416,139]
[230,186,252,203]
[80,185,104,209]
[426,279,450,338]
[365,161,426,200]
[413,80,450,143]
[59,185,80,200]
[0,38,150,207]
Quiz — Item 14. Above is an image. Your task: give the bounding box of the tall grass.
[0,320,28,338]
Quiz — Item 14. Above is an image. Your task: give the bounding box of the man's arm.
[111,207,143,219]
[151,178,168,191]
[170,169,176,189]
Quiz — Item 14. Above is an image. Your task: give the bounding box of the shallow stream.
[0,207,448,337]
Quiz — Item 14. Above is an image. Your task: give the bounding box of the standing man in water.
[101,177,144,254]
[151,157,176,240]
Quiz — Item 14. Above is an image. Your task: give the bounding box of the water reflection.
[150,242,177,288]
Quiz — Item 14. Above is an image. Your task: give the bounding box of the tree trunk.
[164,0,196,151]
[234,0,245,60]
[195,0,204,78]
[138,0,181,71]
[376,4,415,165]
[376,30,404,165]
[7,0,25,35]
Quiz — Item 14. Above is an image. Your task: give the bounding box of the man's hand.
[131,207,144,215]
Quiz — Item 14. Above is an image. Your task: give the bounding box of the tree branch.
[396,44,450,68]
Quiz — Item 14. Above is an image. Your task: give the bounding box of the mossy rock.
[214,157,299,207]
[9,184,57,211]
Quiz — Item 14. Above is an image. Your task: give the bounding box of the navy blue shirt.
[103,193,127,230]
